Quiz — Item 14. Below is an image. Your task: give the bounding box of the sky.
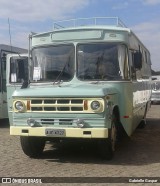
[0,0,160,71]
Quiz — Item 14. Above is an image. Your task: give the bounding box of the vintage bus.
[0,44,27,120]
[10,17,152,159]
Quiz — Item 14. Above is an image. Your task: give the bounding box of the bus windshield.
[77,43,129,81]
[31,45,74,82]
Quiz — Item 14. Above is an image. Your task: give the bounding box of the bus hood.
[12,83,118,98]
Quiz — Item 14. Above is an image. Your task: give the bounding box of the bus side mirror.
[134,51,142,69]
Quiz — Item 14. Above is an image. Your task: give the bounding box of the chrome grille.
[30,98,84,112]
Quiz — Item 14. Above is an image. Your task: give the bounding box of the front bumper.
[10,126,108,139]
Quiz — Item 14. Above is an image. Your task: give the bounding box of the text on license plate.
[45,129,65,136]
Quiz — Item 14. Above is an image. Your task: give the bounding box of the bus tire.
[98,114,117,160]
[20,136,45,158]
[138,119,146,129]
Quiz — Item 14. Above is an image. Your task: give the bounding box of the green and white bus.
[0,44,27,120]
[10,17,152,159]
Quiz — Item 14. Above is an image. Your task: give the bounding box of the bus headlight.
[91,101,101,111]
[15,101,25,112]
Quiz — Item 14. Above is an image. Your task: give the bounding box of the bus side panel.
[116,81,151,137]
[112,82,133,136]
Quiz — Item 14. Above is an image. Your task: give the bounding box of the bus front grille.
[29,98,84,112]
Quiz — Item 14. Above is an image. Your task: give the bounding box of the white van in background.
[151,76,160,104]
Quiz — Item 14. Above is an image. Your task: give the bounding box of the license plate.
[45,129,65,137]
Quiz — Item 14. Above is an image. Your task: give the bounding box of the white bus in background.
[151,75,160,104]
[0,44,27,120]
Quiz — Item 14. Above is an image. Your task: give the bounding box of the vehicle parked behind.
[151,76,160,104]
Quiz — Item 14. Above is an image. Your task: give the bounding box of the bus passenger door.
[6,54,28,124]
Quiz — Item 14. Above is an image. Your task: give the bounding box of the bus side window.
[10,58,28,83]
[131,50,143,80]
[130,51,136,80]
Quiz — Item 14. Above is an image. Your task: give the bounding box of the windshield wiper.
[53,57,71,85]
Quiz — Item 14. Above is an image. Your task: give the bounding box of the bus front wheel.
[98,114,117,160]
[20,136,45,158]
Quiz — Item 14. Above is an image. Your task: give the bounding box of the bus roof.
[32,17,131,38]
[31,17,149,52]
